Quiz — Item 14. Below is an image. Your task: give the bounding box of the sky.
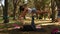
[2,0,4,5]
[0,0,4,6]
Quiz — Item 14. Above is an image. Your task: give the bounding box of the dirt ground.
[0,25,60,34]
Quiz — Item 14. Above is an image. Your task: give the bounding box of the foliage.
[34,0,51,10]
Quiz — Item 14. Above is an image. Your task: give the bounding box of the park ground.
[0,17,60,34]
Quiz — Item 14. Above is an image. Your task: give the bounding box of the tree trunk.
[13,0,21,20]
[55,0,60,21]
[51,0,56,22]
[13,0,17,20]
[13,3,16,20]
[3,0,9,23]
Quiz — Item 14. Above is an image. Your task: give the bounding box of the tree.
[28,0,35,8]
[51,0,57,22]
[3,0,9,23]
[8,0,14,17]
[0,0,3,17]
[55,0,60,22]
[34,0,50,10]
[34,0,51,19]
[13,0,21,20]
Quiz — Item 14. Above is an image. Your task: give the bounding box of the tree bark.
[55,0,60,21]
[3,0,9,23]
[13,0,21,20]
[51,0,56,22]
[13,0,17,20]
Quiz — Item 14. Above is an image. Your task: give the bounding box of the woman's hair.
[23,4,27,7]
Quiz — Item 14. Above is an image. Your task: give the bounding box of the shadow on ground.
[0,25,60,34]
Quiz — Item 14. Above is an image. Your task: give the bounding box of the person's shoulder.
[28,8,32,10]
